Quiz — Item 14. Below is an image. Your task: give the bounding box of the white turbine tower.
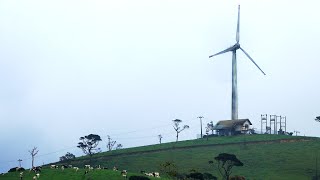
[209,5,266,120]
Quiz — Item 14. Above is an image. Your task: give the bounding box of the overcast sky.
[1,0,320,173]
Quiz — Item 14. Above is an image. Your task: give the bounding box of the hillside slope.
[56,135,320,179]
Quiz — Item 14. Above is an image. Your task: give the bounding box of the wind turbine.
[209,5,266,120]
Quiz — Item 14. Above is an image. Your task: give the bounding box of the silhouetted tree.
[77,134,102,162]
[28,147,39,168]
[158,134,163,144]
[315,116,320,122]
[209,153,243,180]
[172,119,189,142]
[116,144,123,150]
[59,152,75,162]
[207,121,214,134]
[107,135,117,151]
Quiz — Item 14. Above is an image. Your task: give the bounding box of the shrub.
[129,175,151,180]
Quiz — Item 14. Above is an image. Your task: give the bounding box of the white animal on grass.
[73,167,79,171]
[36,173,40,178]
[84,165,90,169]
[153,172,160,178]
[121,170,127,178]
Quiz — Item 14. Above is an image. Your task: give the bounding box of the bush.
[129,176,151,180]
[203,172,217,180]
[187,172,204,180]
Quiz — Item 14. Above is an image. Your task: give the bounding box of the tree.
[172,119,189,142]
[77,134,102,162]
[107,135,117,151]
[28,147,39,168]
[59,152,76,162]
[207,121,214,134]
[116,144,123,150]
[315,116,320,122]
[209,153,243,180]
[158,134,163,144]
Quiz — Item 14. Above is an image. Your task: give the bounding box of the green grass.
[0,168,169,180]
[2,135,319,179]
[70,135,320,180]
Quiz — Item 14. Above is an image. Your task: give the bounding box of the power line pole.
[197,116,204,138]
[316,153,318,180]
[18,159,22,168]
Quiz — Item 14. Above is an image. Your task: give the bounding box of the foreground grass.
[0,168,169,180]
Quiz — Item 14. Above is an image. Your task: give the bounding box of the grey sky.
[1,0,320,172]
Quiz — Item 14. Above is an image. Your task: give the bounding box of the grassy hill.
[1,134,319,180]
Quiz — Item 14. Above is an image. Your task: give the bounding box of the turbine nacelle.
[232,43,240,51]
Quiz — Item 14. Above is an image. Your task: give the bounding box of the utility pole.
[18,159,22,168]
[197,116,204,138]
[316,154,318,180]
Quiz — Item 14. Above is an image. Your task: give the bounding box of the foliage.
[116,144,123,150]
[210,153,243,180]
[7,167,24,173]
[107,135,117,151]
[129,176,151,180]
[159,161,178,178]
[315,116,320,122]
[59,152,75,162]
[77,134,102,158]
[172,119,189,142]
[206,121,214,134]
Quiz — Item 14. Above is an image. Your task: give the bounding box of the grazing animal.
[121,170,127,179]
[73,167,79,172]
[68,165,73,168]
[50,165,57,169]
[36,173,40,178]
[19,172,23,180]
[113,166,118,171]
[61,166,64,171]
[84,170,89,175]
[31,166,41,173]
[32,175,37,180]
[84,165,90,169]
[153,172,160,178]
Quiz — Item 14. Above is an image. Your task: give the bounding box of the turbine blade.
[236,5,240,43]
[209,46,234,58]
[240,47,266,75]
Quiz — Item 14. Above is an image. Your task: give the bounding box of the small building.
[213,119,252,136]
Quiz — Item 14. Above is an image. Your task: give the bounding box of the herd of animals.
[1,164,161,179]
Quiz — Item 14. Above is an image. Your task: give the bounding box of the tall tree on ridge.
[172,119,189,142]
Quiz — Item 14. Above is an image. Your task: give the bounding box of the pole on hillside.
[18,159,22,168]
[316,153,318,180]
[197,116,204,138]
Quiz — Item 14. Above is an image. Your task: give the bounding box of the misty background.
[0,0,319,173]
